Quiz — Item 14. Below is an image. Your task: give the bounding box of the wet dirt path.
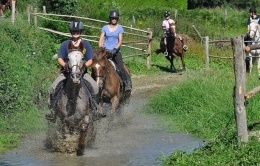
[0,73,203,166]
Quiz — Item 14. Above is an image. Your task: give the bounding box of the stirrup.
[164,51,168,56]
[183,45,188,51]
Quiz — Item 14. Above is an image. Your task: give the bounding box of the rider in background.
[46,19,99,122]
[162,11,188,56]
[244,7,260,46]
[162,11,175,55]
[98,10,131,91]
[0,0,9,17]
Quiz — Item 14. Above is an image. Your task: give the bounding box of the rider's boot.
[121,70,132,91]
[164,44,168,56]
[179,37,188,51]
[183,44,188,51]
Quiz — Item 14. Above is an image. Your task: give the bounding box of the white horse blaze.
[94,63,101,84]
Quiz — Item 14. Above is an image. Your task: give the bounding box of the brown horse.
[91,47,131,117]
[156,22,187,72]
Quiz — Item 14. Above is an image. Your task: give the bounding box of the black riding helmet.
[164,11,170,17]
[109,10,119,18]
[249,7,257,13]
[69,19,84,33]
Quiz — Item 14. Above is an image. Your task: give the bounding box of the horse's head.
[67,41,85,84]
[249,22,259,39]
[92,47,108,88]
[169,22,176,35]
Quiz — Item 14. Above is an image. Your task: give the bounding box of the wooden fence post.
[205,36,209,70]
[11,0,16,24]
[27,6,30,24]
[34,8,37,26]
[231,35,248,146]
[43,6,46,14]
[146,28,152,69]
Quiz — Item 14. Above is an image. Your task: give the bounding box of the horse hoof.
[45,114,56,123]
[76,149,84,156]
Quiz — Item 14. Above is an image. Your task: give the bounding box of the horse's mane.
[93,47,108,61]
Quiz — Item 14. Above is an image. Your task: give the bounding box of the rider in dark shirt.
[245,7,260,46]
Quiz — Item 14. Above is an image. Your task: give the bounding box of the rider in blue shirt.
[98,10,131,91]
[46,19,99,122]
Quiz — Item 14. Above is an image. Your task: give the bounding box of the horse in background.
[245,21,260,78]
[91,47,131,118]
[156,22,187,72]
[47,41,95,156]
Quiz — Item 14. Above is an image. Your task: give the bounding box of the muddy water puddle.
[0,98,203,166]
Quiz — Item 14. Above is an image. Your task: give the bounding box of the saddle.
[107,59,124,86]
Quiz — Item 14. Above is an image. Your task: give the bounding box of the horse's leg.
[181,53,186,70]
[77,115,90,156]
[110,96,120,115]
[250,53,253,74]
[165,56,174,72]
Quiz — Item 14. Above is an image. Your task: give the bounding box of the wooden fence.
[192,27,259,146]
[231,35,260,146]
[192,25,233,69]
[27,6,153,68]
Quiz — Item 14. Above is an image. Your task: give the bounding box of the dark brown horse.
[91,47,131,116]
[156,22,187,72]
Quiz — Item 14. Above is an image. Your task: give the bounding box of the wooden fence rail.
[28,7,153,68]
[204,36,233,69]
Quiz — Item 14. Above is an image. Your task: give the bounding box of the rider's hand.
[64,63,69,72]
[111,48,118,55]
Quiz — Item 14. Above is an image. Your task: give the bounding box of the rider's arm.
[83,40,94,67]
[98,32,105,48]
[115,33,123,49]
[58,57,66,67]
[57,41,68,68]
[85,59,93,67]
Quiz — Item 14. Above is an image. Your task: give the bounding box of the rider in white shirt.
[162,11,187,56]
[162,11,175,55]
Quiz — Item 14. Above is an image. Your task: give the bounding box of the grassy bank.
[145,66,260,165]
[0,18,57,152]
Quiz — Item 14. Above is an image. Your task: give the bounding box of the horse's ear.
[101,47,108,58]
[78,41,84,52]
[68,41,73,52]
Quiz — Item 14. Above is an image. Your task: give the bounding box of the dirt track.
[0,72,203,166]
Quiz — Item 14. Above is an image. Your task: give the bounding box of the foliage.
[146,67,260,165]
[0,19,57,152]
[39,0,78,15]
[187,0,259,9]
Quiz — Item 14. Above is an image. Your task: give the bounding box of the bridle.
[67,49,86,82]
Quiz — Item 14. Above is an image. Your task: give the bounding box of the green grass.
[145,66,260,165]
